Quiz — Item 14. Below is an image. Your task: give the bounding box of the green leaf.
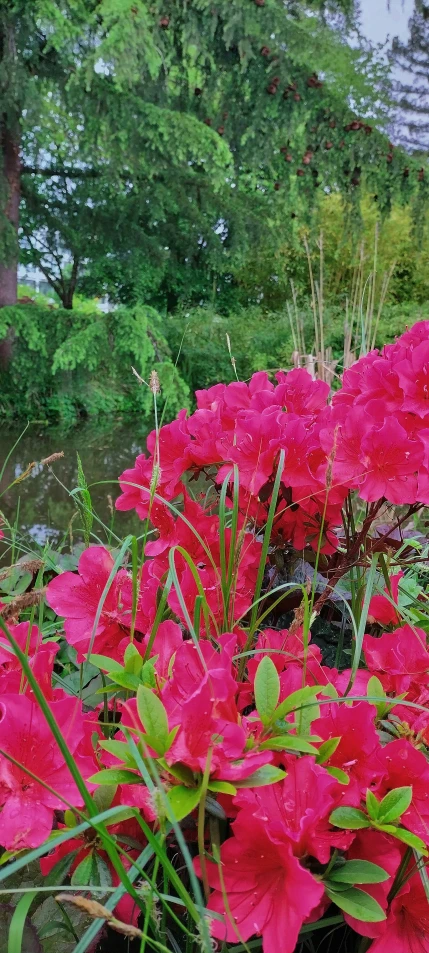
[140,659,157,687]
[329,860,389,885]
[316,737,341,764]
[109,670,142,691]
[44,849,78,887]
[259,735,319,754]
[137,686,169,754]
[376,825,428,854]
[234,765,287,788]
[274,685,322,722]
[88,768,141,785]
[124,643,143,675]
[254,655,280,725]
[329,807,370,830]
[167,785,202,822]
[92,784,117,814]
[367,675,386,702]
[207,781,237,795]
[92,852,113,888]
[365,789,380,821]
[326,767,350,785]
[99,738,137,765]
[158,759,195,785]
[377,787,412,824]
[7,890,37,953]
[71,852,94,886]
[87,654,123,674]
[326,886,386,922]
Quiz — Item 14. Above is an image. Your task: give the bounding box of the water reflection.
[0,418,150,545]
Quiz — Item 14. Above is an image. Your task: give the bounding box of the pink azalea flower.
[46,546,155,661]
[197,809,324,952]
[235,757,353,863]
[369,872,429,952]
[368,572,404,626]
[364,624,429,695]
[0,695,96,849]
[312,702,383,804]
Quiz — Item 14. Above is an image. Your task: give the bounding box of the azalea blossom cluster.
[0,321,428,952]
[116,319,429,554]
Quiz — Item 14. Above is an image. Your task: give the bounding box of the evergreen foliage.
[0,301,189,423]
[2,0,425,313]
[391,0,429,152]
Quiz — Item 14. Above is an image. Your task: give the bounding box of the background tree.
[5,0,424,317]
[391,0,429,152]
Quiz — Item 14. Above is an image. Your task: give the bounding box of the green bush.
[0,302,189,424]
[165,299,429,398]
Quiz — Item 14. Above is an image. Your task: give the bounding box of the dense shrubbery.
[0,302,189,424]
[0,321,429,950]
[166,298,429,394]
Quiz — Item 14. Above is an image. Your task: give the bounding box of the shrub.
[0,302,189,424]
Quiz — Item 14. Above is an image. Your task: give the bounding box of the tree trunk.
[61,257,79,309]
[0,120,20,367]
[0,120,20,308]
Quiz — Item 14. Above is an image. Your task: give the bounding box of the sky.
[359,0,414,46]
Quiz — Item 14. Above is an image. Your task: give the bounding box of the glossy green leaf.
[71,852,94,886]
[234,765,287,788]
[88,768,141,785]
[259,735,319,754]
[167,785,202,822]
[365,788,380,820]
[377,787,412,824]
[326,767,350,785]
[329,860,389,884]
[87,654,123,673]
[207,780,237,795]
[137,685,169,754]
[326,886,386,922]
[316,737,341,764]
[108,670,142,691]
[254,655,280,725]
[329,807,370,830]
[274,685,322,722]
[377,824,428,854]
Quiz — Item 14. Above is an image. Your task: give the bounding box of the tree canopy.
[0,0,426,312]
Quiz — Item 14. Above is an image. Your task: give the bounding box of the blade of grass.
[7,889,37,953]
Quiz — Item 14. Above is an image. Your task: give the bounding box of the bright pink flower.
[275,368,329,416]
[0,643,62,701]
[218,407,283,495]
[116,409,191,517]
[369,872,429,952]
[368,572,404,626]
[46,546,155,661]
[358,417,423,504]
[0,695,96,849]
[236,757,353,863]
[0,622,41,667]
[312,702,383,803]
[150,496,260,631]
[396,339,429,418]
[364,624,429,695]
[198,809,324,952]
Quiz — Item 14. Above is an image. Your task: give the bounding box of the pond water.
[0,418,150,545]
